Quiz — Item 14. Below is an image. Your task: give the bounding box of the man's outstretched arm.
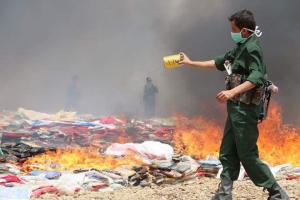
[178,53,216,69]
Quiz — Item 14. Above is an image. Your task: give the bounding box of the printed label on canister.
[163,54,182,69]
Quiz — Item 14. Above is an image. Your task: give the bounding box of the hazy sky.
[0,0,299,123]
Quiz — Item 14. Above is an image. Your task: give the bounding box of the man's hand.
[216,90,236,103]
[178,52,192,65]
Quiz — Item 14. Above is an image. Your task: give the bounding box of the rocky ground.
[34,177,300,200]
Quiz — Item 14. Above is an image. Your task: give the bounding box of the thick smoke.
[0,1,299,123]
[162,0,300,123]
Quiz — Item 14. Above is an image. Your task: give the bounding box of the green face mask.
[230,26,263,44]
[230,30,246,44]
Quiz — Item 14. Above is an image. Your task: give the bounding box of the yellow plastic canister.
[163,54,182,69]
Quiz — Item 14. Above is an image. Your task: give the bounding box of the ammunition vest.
[225,73,264,105]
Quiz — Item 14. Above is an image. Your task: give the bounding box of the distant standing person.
[65,75,80,111]
[143,77,158,117]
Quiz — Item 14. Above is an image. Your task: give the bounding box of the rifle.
[259,80,277,121]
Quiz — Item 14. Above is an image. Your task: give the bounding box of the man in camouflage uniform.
[180,10,289,200]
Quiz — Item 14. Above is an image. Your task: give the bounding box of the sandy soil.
[33,178,300,200]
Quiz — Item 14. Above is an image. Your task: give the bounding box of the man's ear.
[241,28,249,38]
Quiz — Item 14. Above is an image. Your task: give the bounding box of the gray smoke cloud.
[0,1,299,123]
[162,0,300,123]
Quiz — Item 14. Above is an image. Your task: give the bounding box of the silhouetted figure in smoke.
[65,75,80,112]
[143,77,158,118]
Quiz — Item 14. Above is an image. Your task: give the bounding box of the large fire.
[258,103,300,166]
[173,115,222,159]
[23,103,300,171]
[174,103,300,166]
[23,147,142,172]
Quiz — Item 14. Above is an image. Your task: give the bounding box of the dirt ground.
[33,177,300,200]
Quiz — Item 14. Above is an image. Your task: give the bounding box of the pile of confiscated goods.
[0,108,299,199]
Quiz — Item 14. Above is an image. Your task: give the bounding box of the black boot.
[211,178,233,200]
[266,182,290,200]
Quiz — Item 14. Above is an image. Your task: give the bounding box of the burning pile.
[23,147,142,172]
[174,103,300,166]
[0,104,299,199]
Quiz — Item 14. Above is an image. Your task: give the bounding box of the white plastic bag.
[105,141,174,160]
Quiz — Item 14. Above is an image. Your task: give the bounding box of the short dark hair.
[228,10,256,31]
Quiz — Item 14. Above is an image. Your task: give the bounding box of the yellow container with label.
[163,54,182,69]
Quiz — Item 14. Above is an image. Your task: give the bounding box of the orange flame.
[173,103,300,166]
[173,115,222,158]
[23,147,142,172]
[258,103,300,166]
